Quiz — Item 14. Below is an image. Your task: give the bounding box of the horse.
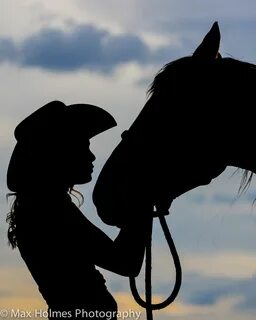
[93,22,256,318]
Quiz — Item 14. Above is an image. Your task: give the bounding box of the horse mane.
[148,56,256,99]
[147,57,191,97]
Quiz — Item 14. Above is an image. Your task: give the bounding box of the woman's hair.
[6,193,19,249]
[6,187,84,249]
[5,139,77,249]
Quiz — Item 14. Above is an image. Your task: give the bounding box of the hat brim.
[67,103,117,138]
[14,100,117,141]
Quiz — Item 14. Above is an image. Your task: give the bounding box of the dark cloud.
[212,193,235,204]
[245,190,256,202]
[8,19,253,75]
[161,195,256,253]
[21,25,107,71]
[0,24,180,73]
[0,38,17,62]
[146,270,256,311]
[190,194,207,204]
[211,191,255,204]
[181,272,256,311]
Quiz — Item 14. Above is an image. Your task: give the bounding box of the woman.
[6,100,150,319]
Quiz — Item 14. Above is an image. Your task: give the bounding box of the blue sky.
[1,1,256,319]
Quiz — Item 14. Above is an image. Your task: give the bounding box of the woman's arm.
[78,208,152,277]
[97,218,151,277]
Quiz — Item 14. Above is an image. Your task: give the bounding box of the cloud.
[76,1,256,30]
[181,272,256,311]
[136,249,256,294]
[183,252,256,280]
[1,2,256,75]
[212,193,235,204]
[0,290,12,298]
[113,288,255,320]
[0,24,181,73]
[75,1,256,63]
[0,39,17,62]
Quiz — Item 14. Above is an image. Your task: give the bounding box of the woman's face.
[73,139,96,184]
[60,138,96,186]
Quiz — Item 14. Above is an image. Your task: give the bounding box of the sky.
[1,1,256,319]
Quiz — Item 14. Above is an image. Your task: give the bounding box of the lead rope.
[145,215,153,320]
[129,212,182,319]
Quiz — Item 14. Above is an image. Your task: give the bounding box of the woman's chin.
[74,175,92,185]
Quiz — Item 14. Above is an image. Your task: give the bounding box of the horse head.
[93,22,256,227]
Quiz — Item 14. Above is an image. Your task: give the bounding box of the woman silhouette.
[6,101,150,319]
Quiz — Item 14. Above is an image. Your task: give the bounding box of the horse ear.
[193,22,221,59]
